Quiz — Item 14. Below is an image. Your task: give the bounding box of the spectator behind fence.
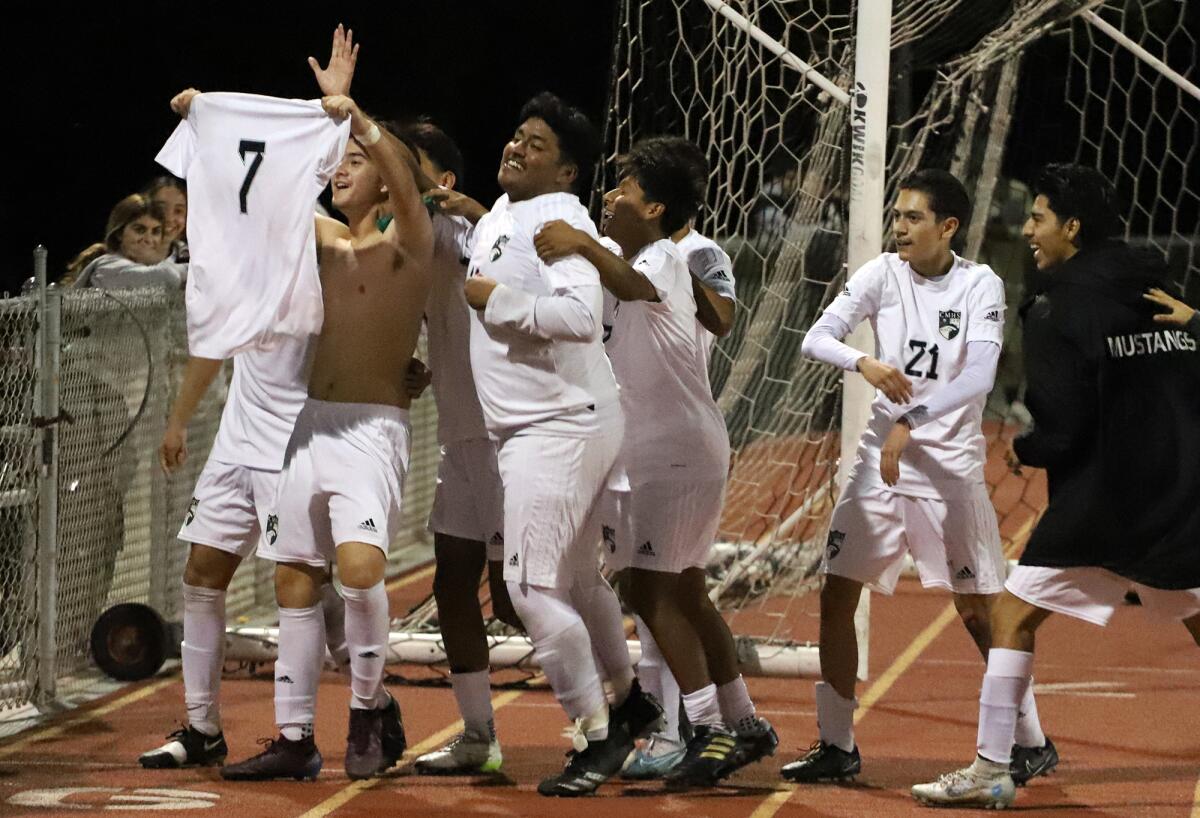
[143,175,189,263]
[65,194,187,289]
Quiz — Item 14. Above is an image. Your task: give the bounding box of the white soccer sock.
[275,604,326,740]
[682,683,724,729]
[341,582,391,710]
[320,580,351,673]
[815,681,857,753]
[181,583,226,736]
[634,615,681,743]
[977,648,1034,764]
[450,670,496,739]
[1014,677,1046,748]
[570,571,634,706]
[717,675,762,736]
[507,580,607,721]
[579,701,611,743]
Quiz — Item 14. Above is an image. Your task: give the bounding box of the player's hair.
[616,136,707,234]
[142,174,187,199]
[1033,163,1122,248]
[67,194,167,278]
[898,169,971,238]
[517,91,600,195]
[399,118,465,185]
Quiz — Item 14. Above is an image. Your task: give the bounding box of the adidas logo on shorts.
[637,541,656,557]
[276,675,294,684]
[358,518,378,534]
[489,532,504,546]
[955,565,976,580]
[508,553,519,567]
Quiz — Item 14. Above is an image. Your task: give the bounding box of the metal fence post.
[33,246,61,705]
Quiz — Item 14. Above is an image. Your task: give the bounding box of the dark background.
[8,3,618,294]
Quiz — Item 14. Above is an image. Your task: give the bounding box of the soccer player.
[138,27,360,770]
[220,94,434,782]
[913,164,1200,809]
[462,92,661,797]
[534,136,776,787]
[399,120,514,776]
[785,169,1052,785]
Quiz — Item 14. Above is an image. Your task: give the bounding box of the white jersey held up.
[155,92,350,359]
[605,239,729,485]
[823,252,1005,499]
[424,213,489,445]
[468,193,619,436]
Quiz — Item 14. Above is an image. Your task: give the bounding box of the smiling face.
[892,188,957,275]
[601,174,663,252]
[497,117,576,202]
[331,141,387,215]
[118,215,164,264]
[152,186,187,244]
[1022,194,1079,270]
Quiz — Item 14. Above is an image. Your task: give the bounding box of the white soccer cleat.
[912,760,1016,809]
[413,731,502,775]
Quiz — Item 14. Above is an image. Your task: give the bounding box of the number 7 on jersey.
[238,140,266,214]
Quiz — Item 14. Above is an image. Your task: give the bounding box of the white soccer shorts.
[1005,565,1200,627]
[604,480,726,575]
[258,399,410,567]
[823,481,1005,596]
[497,424,622,589]
[177,458,279,559]
[428,437,506,560]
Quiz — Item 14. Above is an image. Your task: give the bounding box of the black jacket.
[1015,241,1200,589]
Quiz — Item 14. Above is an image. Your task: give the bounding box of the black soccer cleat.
[379,694,407,770]
[1010,736,1059,786]
[663,724,742,788]
[610,678,664,740]
[220,735,322,781]
[139,725,228,769]
[780,740,861,783]
[537,722,635,797]
[345,706,386,780]
[732,718,780,770]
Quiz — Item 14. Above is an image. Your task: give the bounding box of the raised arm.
[308,23,358,97]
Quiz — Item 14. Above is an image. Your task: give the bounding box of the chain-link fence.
[1,258,439,714]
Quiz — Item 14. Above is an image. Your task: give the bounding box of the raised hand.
[321,95,369,137]
[1144,287,1196,327]
[170,88,201,118]
[857,356,914,404]
[424,189,489,223]
[308,23,359,97]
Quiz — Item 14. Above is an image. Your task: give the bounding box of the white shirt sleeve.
[483,282,602,342]
[966,272,1006,345]
[315,115,352,184]
[898,340,1000,428]
[154,116,197,178]
[631,243,675,305]
[823,256,887,329]
[800,313,866,371]
[686,244,736,302]
[82,255,186,291]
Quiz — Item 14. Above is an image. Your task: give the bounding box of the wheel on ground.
[90,603,169,681]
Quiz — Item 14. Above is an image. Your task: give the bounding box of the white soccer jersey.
[425,213,489,444]
[155,92,350,359]
[825,252,1005,498]
[208,333,314,471]
[468,193,619,435]
[605,239,730,484]
[675,229,736,356]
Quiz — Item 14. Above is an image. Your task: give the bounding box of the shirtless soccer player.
[913,164,1200,809]
[463,92,661,797]
[534,136,776,788]
[221,95,433,782]
[785,169,1054,786]
[138,29,360,769]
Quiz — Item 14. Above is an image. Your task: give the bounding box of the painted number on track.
[7,787,219,810]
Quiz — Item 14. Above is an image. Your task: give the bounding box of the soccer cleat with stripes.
[537,721,634,797]
[139,725,227,769]
[414,731,503,775]
[780,740,861,783]
[662,725,741,788]
[911,759,1016,809]
[220,735,322,781]
[1009,737,1058,786]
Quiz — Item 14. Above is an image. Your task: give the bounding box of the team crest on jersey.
[266,514,279,545]
[939,309,961,340]
[185,497,198,526]
[602,525,616,553]
[826,529,845,560]
[490,235,510,262]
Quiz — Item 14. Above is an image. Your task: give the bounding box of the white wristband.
[359,123,381,146]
